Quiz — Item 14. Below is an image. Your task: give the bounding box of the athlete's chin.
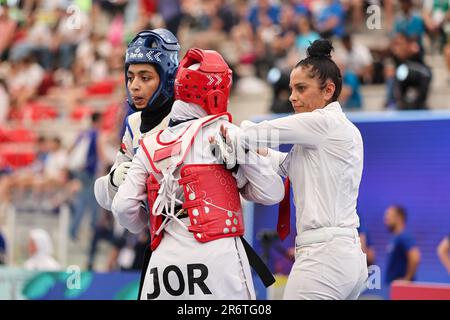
[134,103,146,110]
[293,106,308,114]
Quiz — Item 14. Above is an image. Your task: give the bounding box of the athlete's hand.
[209,124,238,171]
[110,161,132,188]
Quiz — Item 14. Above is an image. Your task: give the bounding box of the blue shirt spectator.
[295,32,320,53]
[342,71,362,109]
[294,3,310,18]
[384,205,421,284]
[393,0,425,50]
[248,1,280,31]
[295,15,320,54]
[385,230,417,284]
[394,14,425,43]
[314,0,346,38]
[0,231,6,264]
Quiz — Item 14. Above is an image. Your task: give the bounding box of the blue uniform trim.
[125,116,134,141]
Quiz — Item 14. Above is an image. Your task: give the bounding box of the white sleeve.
[111,146,149,234]
[238,149,284,205]
[239,111,330,149]
[94,127,134,211]
[359,45,373,66]
[266,148,289,178]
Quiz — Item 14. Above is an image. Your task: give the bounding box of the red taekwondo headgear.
[174,48,232,115]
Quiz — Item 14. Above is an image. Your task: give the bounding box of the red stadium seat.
[70,105,93,121]
[0,143,36,169]
[101,102,121,132]
[0,127,36,143]
[85,79,117,96]
[9,102,58,122]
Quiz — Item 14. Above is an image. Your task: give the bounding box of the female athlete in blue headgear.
[93,29,179,297]
[95,28,180,214]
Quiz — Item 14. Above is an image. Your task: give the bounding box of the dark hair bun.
[307,39,333,59]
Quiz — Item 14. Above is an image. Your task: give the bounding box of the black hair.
[295,39,342,102]
[52,136,62,146]
[91,112,102,124]
[392,205,407,223]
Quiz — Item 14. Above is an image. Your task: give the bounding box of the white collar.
[323,101,342,112]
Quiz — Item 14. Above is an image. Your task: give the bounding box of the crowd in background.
[0,0,448,281]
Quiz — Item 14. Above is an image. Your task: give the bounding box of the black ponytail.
[295,39,342,102]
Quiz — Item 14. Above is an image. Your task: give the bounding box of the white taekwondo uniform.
[112,104,284,300]
[240,101,368,300]
[94,111,170,211]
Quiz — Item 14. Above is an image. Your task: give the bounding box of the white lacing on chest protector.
[152,165,239,236]
[153,165,187,235]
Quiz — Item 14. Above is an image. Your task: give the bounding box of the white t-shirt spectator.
[9,62,45,92]
[335,43,373,77]
[44,149,68,180]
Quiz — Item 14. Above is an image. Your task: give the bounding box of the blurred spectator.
[230,9,257,66]
[54,4,90,70]
[336,33,373,84]
[74,31,112,85]
[158,0,183,35]
[87,207,116,270]
[337,58,363,109]
[312,0,346,39]
[437,233,450,275]
[109,229,150,272]
[295,14,320,57]
[0,136,68,204]
[267,66,292,113]
[69,112,106,240]
[422,0,450,81]
[0,229,6,264]
[0,4,18,61]
[289,0,311,17]
[0,78,9,123]
[8,53,45,109]
[248,0,280,31]
[24,228,61,271]
[422,0,450,46]
[9,10,54,70]
[27,135,49,174]
[393,0,425,55]
[384,0,395,32]
[344,0,364,32]
[445,41,450,82]
[386,32,432,109]
[42,137,68,187]
[384,205,421,284]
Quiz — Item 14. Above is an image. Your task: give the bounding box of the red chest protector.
[140,113,245,250]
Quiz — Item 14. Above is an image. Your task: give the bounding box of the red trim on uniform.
[277,177,291,241]
[153,141,182,161]
[140,138,161,174]
[156,123,192,146]
[176,113,232,167]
